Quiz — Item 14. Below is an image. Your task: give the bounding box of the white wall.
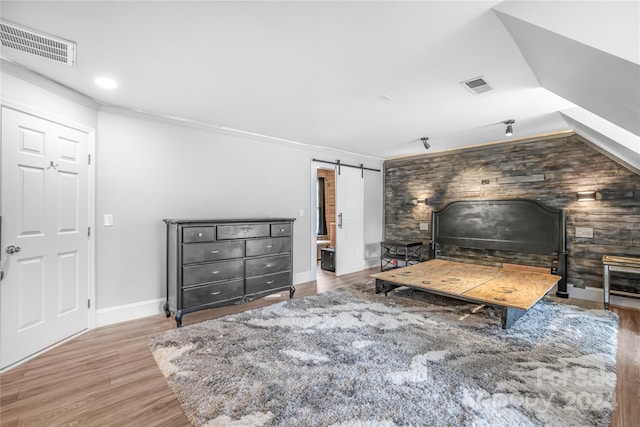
[364,164,384,267]
[0,66,384,321]
[96,109,384,311]
[0,66,99,129]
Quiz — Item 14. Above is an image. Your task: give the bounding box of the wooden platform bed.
[373,199,568,328]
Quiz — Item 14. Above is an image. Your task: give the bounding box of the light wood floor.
[1,266,638,426]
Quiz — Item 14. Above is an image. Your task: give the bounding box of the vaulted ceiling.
[1,1,638,166]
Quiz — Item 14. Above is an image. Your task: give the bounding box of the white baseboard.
[365,258,379,269]
[568,284,640,310]
[294,270,313,285]
[96,298,166,327]
[96,271,317,328]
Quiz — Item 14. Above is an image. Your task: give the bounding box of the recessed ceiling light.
[95,76,118,90]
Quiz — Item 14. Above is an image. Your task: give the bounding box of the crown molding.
[0,58,384,162]
[1,58,100,111]
[98,104,384,162]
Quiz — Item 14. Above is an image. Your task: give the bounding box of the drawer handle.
[266,245,273,249]
[266,264,273,268]
[211,270,220,274]
[197,232,203,237]
[241,228,252,233]
[280,228,285,232]
[210,250,220,254]
[266,280,275,284]
[210,291,221,296]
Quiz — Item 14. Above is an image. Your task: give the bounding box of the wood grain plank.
[610,306,640,427]
[373,260,558,310]
[502,263,551,274]
[463,270,558,310]
[372,259,499,294]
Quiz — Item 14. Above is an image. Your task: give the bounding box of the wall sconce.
[576,191,598,201]
[412,198,428,206]
[504,119,515,137]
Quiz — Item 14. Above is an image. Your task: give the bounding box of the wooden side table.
[602,255,640,309]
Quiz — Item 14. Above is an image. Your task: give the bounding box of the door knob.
[5,245,21,254]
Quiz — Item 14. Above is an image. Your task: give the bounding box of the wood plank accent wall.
[384,134,640,292]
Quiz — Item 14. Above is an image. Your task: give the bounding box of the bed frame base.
[375,279,529,329]
[502,307,527,329]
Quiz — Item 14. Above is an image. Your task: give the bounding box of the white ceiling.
[1,1,638,162]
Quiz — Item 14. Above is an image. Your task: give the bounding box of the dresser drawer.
[245,237,291,257]
[183,259,244,287]
[182,279,244,309]
[271,223,292,237]
[182,241,244,264]
[183,227,215,243]
[217,223,269,240]
[245,254,291,277]
[246,271,291,295]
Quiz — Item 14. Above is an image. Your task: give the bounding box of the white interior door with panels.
[335,165,364,276]
[1,107,90,370]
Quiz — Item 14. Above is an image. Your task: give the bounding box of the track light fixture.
[421,137,430,150]
[504,119,515,137]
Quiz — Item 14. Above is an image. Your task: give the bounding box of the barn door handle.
[338,213,343,229]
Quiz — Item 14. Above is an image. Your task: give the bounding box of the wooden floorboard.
[610,304,640,427]
[1,266,638,426]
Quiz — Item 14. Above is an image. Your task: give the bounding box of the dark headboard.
[429,199,568,298]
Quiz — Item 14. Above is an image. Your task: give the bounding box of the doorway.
[312,162,365,277]
[315,168,335,273]
[0,106,94,370]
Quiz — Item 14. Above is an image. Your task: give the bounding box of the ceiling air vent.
[0,20,76,66]
[461,76,492,94]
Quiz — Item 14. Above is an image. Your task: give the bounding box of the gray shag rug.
[149,282,618,427]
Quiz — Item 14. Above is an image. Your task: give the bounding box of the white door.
[1,107,90,369]
[335,166,364,276]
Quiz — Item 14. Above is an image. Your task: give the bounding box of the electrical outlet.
[419,223,429,231]
[575,227,593,238]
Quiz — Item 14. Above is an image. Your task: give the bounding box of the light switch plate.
[575,227,593,238]
[104,214,114,227]
[419,223,429,231]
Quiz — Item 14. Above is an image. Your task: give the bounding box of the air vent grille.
[461,76,492,94]
[0,20,76,66]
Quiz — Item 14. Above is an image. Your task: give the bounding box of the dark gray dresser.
[163,218,295,327]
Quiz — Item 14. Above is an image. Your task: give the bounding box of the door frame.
[309,163,323,281]
[310,160,368,278]
[0,99,96,369]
